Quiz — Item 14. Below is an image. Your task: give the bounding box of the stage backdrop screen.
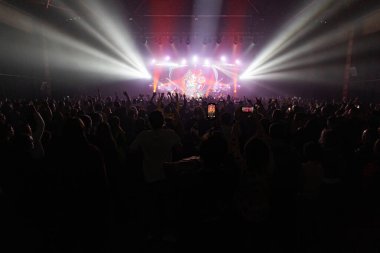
[157,66,233,97]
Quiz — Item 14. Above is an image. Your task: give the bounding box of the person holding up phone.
[207,103,216,119]
[242,106,254,113]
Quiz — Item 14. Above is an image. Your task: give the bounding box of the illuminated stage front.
[150,58,242,97]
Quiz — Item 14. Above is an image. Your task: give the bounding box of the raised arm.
[123,91,132,108]
[150,92,157,104]
[157,93,165,111]
[31,104,45,158]
[32,104,45,141]
[175,92,180,112]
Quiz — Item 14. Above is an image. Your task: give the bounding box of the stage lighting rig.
[216,36,222,44]
[233,35,238,45]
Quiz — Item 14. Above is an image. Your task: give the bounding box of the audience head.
[373,139,380,158]
[62,118,86,142]
[319,128,339,148]
[11,133,34,154]
[221,112,233,126]
[108,115,121,130]
[362,128,378,146]
[269,122,286,140]
[272,109,284,122]
[0,123,14,143]
[194,107,205,121]
[91,112,103,127]
[80,115,92,132]
[96,122,114,142]
[0,113,6,124]
[14,122,33,137]
[303,141,322,161]
[199,131,228,169]
[128,106,138,120]
[149,110,164,130]
[94,103,103,112]
[244,137,271,174]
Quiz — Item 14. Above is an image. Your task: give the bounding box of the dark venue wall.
[350,31,380,101]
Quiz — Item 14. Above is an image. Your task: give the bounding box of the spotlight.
[151,59,156,65]
[239,74,251,80]
[235,59,241,65]
[204,59,210,66]
[140,72,152,79]
[220,56,227,62]
[165,56,171,61]
[192,55,198,63]
[181,59,187,65]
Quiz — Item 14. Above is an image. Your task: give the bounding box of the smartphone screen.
[242,106,254,113]
[207,103,216,118]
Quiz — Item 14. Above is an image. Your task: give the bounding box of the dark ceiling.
[6,0,380,34]
[6,0,303,34]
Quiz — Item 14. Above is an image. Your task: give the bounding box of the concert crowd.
[1,91,380,252]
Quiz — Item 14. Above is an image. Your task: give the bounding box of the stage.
[149,56,242,98]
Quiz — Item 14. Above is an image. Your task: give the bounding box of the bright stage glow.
[156,62,179,67]
[221,56,227,62]
[150,56,243,69]
[155,65,236,97]
[150,55,244,97]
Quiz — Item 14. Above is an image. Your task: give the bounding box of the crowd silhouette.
[1,91,380,252]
